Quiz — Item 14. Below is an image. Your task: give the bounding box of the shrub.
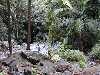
[59,49,86,62]
[58,43,86,62]
[90,44,100,60]
[79,60,86,68]
[51,54,61,62]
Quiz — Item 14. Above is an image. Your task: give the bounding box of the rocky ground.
[0,51,100,75]
[0,41,100,75]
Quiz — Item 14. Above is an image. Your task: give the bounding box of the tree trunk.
[27,0,31,50]
[79,32,84,52]
[7,0,12,55]
[15,0,21,42]
[14,14,19,42]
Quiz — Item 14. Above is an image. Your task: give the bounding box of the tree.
[7,0,12,55]
[26,0,31,50]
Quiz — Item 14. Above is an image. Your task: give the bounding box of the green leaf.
[62,0,73,9]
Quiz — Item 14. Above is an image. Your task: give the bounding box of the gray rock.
[63,71,72,75]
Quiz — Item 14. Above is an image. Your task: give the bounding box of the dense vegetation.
[0,0,100,75]
[0,0,100,52]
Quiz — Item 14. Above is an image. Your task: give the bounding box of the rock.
[43,72,48,75]
[94,71,100,75]
[81,65,100,75]
[73,72,81,75]
[88,61,96,67]
[95,60,100,65]
[55,63,72,72]
[24,69,32,75]
[1,62,9,67]
[54,72,62,75]
[64,71,72,75]
[72,63,83,74]
[37,60,55,74]
[39,63,44,66]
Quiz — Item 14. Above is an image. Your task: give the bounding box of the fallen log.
[20,52,40,65]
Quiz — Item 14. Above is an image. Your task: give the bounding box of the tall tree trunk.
[15,0,21,42]
[7,0,12,55]
[15,14,19,42]
[79,32,84,52]
[27,0,31,50]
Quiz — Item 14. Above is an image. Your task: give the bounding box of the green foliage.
[32,72,37,75]
[0,72,3,75]
[46,0,67,43]
[48,46,53,59]
[59,43,86,62]
[90,44,100,60]
[79,60,86,68]
[32,68,37,75]
[0,0,99,52]
[51,54,61,62]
